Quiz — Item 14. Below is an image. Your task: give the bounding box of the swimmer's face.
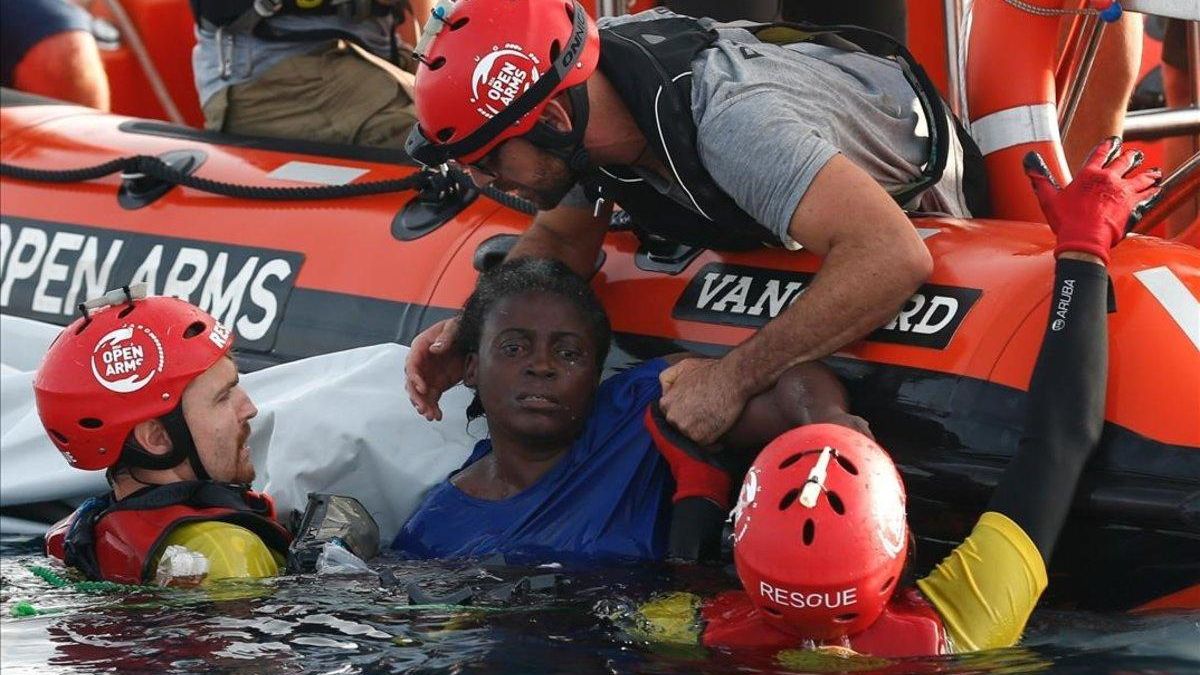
[465,291,601,448]
[181,356,258,484]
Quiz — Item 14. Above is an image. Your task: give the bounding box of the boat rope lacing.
[0,155,538,214]
[1001,0,1102,17]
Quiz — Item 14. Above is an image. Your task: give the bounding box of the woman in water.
[393,256,866,563]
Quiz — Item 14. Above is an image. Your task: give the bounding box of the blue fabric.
[0,0,93,87]
[394,359,674,564]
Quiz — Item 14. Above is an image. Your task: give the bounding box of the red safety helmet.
[404,0,600,167]
[33,288,234,471]
[730,424,909,641]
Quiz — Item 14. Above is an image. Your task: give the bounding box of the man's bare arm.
[506,202,612,277]
[725,155,932,397]
[658,155,931,443]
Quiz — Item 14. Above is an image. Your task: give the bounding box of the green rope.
[8,565,155,618]
[27,565,138,594]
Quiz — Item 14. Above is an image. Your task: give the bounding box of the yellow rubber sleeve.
[916,511,1048,653]
[156,521,283,582]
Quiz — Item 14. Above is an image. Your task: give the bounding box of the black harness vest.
[580,15,977,251]
[58,481,291,583]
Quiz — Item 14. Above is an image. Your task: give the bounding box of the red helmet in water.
[33,287,234,471]
[731,424,909,640]
[404,0,600,167]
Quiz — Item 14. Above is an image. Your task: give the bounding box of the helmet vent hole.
[779,487,800,511]
[78,418,103,429]
[827,491,845,515]
[834,613,859,624]
[549,39,561,62]
[802,518,814,545]
[435,127,455,142]
[880,576,895,593]
[428,56,446,71]
[49,429,69,444]
[779,452,807,469]
[183,321,206,339]
[834,453,858,475]
[449,16,469,30]
[117,304,136,318]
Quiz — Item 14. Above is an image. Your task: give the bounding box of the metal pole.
[1130,150,1200,235]
[99,0,186,125]
[943,0,963,118]
[1058,15,1105,138]
[1189,20,1200,109]
[1123,107,1200,141]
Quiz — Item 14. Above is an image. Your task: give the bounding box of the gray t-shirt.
[571,11,971,244]
[193,15,393,107]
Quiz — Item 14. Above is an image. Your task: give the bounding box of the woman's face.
[465,291,601,448]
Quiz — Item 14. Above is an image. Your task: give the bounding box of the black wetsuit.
[988,258,1110,564]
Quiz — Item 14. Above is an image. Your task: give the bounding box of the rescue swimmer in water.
[35,290,292,585]
[625,139,1162,657]
[33,289,381,585]
[403,0,987,446]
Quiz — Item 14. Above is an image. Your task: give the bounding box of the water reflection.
[2,537,1198,674]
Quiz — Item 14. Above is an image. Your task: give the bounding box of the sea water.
[2,536,1197,674]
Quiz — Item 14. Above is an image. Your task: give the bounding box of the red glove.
[645,404,730,509]
[1024,137,1162,263]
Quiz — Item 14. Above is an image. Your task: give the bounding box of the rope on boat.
[1002,0,1100,17]
[0,155,538,214]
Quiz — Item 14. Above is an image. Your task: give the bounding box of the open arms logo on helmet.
[470,46,541,120]
[730,466,760,544]
[90,324,165,394]
[405,0,599,167]
[878,468,907,559]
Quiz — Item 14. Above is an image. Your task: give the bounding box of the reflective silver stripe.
[1134,266,1200,353]
[653,73,713,221]
[970,103,1061,157]
[598,167,644,183]
[267,161,369,186]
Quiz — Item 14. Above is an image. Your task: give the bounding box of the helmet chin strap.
[121,403,212,482]
[522,84,592,176]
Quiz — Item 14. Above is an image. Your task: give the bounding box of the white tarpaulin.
[0,315,478,542]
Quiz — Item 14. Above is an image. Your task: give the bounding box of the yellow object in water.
[776,646,892,672]
[626,592,704,645]
[917,511,1048,653]
[154,521,284,583]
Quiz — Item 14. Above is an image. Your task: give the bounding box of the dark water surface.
[3,536,1197,674]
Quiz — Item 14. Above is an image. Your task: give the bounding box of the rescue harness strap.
[0,155,537,214]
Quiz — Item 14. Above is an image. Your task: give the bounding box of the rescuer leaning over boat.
[623,138,1163,657]
[35,292,292,586]
[403,0,989,447]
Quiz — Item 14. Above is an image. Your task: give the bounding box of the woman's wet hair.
[455,258,612,419]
